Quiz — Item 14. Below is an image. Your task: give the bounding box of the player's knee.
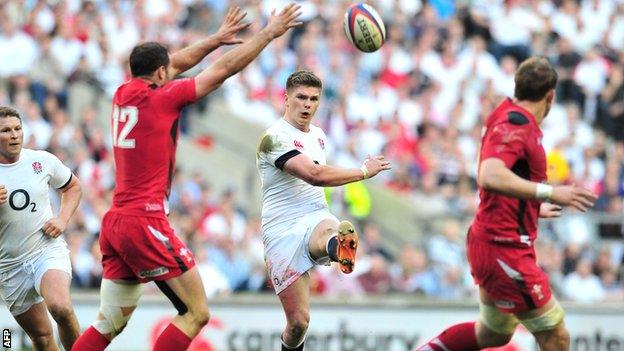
[520,301,565,335]
[93,308,131,339]
[31,333,54,349]
[286,312,310,339]
[478,303,518,346]
[47,302,74,323]
[537,325,569,348]
[27,324,54,349]
[286,322,308,341]
[189,306,210,327]
[555,326,570,345]
[477,322,513,347]
[94,280,141,338]
[521,300,568,349]
[494,334,513,347]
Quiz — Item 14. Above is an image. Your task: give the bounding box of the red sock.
[153,323,193,351]
[71,326,110,351]
[416,322,479,351]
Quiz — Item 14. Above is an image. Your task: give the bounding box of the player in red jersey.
[415,57,597,351]
[71,5,302,351]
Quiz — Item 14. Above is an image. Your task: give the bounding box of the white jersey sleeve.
[257,119,329,237]
[46,151,72,189]
[0,149,72,273]
[259,131,300,170]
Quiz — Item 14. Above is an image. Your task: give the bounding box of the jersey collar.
[0,151,23,166]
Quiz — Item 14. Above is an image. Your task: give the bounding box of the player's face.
[285,85,321,130]
[0,116,23,163]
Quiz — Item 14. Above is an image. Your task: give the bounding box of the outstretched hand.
[363,155,392,178]
[265,3,303,39]
[216,7,251,45]
[550,184,597,212]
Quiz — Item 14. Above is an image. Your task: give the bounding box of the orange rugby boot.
[337,220,358,274]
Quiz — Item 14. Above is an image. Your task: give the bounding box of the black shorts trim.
[173,256,188,273]
[520,291,537,309]
[157,233,189,274]
[161,241,188,273]
[511,276,537,310]
[275,150,301,170]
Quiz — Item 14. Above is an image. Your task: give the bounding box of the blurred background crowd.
[2,0,624,304]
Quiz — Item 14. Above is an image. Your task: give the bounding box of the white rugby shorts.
[263,210,339,295]
[0,239,72,316]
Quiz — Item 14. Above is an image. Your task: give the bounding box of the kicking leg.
[71,279,141,351]
[277,273,310,351]
[39,269,80,350]
[153,266,210,351]
[308,219,359,273]
[14,302,58,351]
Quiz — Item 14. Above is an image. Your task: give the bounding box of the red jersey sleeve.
[480,121,531,169]
[153,77,197,111]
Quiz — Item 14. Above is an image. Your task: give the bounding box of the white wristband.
[536,183,553,200]
[360,164,369,179]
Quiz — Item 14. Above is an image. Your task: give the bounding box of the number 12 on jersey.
[112,105,138,148]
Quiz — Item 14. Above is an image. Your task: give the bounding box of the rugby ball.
[344,3,386,53]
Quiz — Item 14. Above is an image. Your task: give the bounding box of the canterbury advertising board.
[1,297,624,351]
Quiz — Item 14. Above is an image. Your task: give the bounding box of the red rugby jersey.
[109,78,196,218]
[471,98,547,246]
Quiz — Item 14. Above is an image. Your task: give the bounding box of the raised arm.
[42,174,82,238]
[194,4,302,99]
[283,153,391,187]
[478,158,597,211]
[168,7,250,79]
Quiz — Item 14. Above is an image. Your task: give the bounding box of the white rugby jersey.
[257,118,329,235]
[0,148,72,272]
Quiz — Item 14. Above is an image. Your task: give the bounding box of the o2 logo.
[8,189,37,212]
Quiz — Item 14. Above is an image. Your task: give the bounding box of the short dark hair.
[129,42,170,77]
[286,70,322,92]
[514,57,558,102]
[0,106,21,122]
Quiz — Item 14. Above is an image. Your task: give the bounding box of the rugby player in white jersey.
[0,106,82,351]
[256,70,391,351]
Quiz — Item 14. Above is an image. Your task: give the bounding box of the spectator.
[427,219,464,268]
[357,254,392,294]
[563,258,606,303]
[390,246,438,295]
[195,247,231,298]
[207,238,251,292]
[0,18,37,77]
[362,222,394,261]
[200,188,246,244]
[317,265,364,298]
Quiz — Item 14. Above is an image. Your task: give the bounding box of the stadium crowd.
[1,0,623,303]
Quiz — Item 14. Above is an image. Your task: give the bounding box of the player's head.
[514,57,558,118]
[129,42,171,85]
[0,106,23,163]
[284,70,323,131]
